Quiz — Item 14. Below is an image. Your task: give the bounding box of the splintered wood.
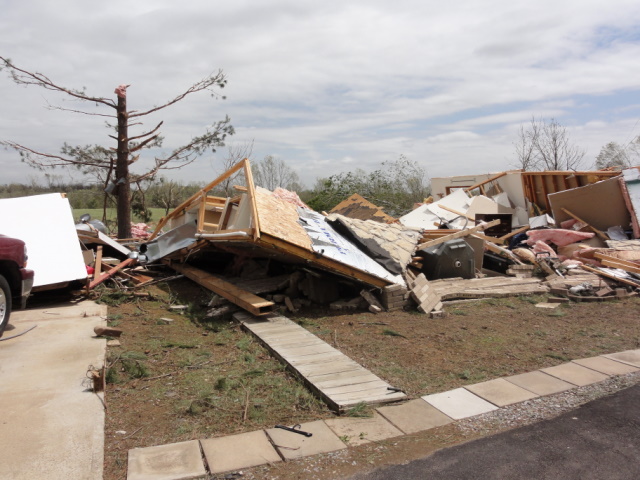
[169,263,276,316]
[430,276,548,300]
[408,274,443,313]
[234,311,406,411]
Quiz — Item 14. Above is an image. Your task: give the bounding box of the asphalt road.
[352,384,640,480]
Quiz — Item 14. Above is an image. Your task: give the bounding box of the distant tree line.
[515,116,640,171]
[0,154,432,223]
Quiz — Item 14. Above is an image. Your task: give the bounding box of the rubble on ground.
[4,162,639,318]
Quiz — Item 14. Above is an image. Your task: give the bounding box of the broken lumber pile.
[430,276,548,300]
[168,262,276,316]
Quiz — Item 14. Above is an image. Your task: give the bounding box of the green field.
[72,208,167,226]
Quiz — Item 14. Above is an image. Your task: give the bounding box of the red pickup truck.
[0,234,35,335]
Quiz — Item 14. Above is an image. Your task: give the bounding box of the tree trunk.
[116,95,131,239]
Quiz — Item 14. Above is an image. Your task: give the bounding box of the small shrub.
[214,377,228,391]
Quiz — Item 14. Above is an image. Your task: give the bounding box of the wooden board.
[430,276,549,300]
[169,263,275,316]
[417,219,500,250]
[594,253,640,274]
[235,311,406,411]
[254,186,312,250]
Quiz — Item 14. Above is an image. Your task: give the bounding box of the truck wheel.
[0,274,11,336]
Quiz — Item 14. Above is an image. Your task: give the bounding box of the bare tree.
[514,117,585,171]
[0,56,233,238]
[513,122,540,171]
[252,155,302,191]
[215,141,254,196]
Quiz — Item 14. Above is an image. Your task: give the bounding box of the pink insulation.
[272,187,309,209]
[131,223,151,239]
[531,240,557,257]
[526,229,594,247]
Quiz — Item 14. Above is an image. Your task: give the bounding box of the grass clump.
[382,329,407,338]
[345,402,373,418]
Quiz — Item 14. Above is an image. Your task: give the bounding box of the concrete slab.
[541,362,609,387]
[573,356,640,375]
[506,370,575,396]
[0,301,107,480]
[324,411,404,446]
[604,350,640,368]
[423,388,499,420]
[127,440,206,480]
[200,430,281,474]
[465,378,539,407]
[377,399,453,434]
[265,420,347,460]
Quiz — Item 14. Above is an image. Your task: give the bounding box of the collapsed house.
[123,161,640,321]
[134,159,421,316]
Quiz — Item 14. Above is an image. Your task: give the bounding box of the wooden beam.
[169,262,276,316]
[593,253,640,274]
[94,246,103,279]
[88,258,136,289]
[464,172,508,194]
[438,204,475,221]
[243,159,262,241]
[197,195,207,234]
[499,225,529,243]
[148,159,249,241]
[580,264,640,287]
[477,238,524,264]
[417,219,500,250]
[560,208,608,240]
[539,177,550,212]
[469,232,504,244]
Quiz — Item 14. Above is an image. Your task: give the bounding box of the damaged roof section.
[145,159,411,295]
[325,214,421,276]
[329,193,397,223]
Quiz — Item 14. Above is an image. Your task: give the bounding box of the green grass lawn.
[72,207,167,225]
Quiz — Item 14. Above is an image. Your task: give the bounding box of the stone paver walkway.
[127,350,640,480]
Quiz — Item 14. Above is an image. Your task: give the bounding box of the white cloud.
[2,0,640,188]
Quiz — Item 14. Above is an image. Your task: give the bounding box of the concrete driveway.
[0,300,107,479]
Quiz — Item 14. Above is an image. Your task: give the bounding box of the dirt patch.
[101,279,640,480]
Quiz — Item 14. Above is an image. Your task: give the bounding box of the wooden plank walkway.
[234,311,406,412]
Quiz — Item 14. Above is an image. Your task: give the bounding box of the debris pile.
[3,162,638,318]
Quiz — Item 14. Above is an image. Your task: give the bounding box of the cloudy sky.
[2,0,640,188]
